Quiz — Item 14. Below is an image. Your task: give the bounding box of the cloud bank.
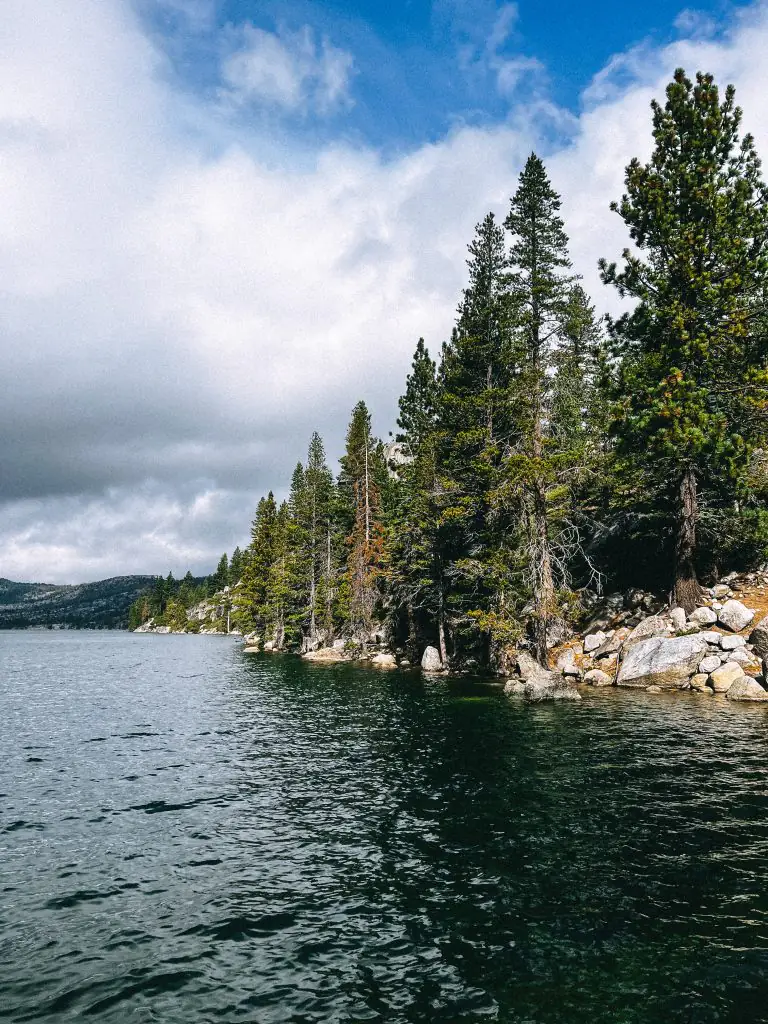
[1,0,767,582]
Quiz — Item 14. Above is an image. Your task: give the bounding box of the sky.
[0,0,766,583]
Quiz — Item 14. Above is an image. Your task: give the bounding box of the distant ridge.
[0,576,156,630]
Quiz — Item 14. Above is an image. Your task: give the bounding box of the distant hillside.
[0,576,157,629]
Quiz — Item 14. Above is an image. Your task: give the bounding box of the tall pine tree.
[501,153,581,663]
[600,69,768,609]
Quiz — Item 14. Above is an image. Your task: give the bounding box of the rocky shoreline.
[506,570,768,703]
[136,568,768,705]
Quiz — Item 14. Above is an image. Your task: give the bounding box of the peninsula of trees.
[132,71,768,670]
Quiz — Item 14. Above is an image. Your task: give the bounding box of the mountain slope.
[0,576,156,629]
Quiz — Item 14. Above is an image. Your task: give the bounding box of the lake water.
[3,631,768,1023]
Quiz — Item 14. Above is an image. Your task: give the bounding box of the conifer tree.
[229,546,244,584]
[437,212,518,660]
[303,432,336,641]
[269,500,294,648]
[243,493,278,632]
[501,153,580,663]
[212,554,228,593]
[390,339,448,659]
[340,402,386,639]
[396,338,438,454]
[600,69,768,609]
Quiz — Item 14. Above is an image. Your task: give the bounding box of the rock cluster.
[508,571,768,703]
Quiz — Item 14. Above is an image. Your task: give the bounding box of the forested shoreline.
[132,70,768,670]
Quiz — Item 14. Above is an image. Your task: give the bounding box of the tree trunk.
[437,588,447,667]
[674,466,703,613]
[533,485,555,666]
[325,526,333,633]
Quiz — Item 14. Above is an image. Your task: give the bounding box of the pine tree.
[396,338,438,454]
[339,402,386,639]
[303,433,336,641]
[269,500,294,648]
[243,493,278,633]
[600,69,768,609]
[437,212,518,662]
[212,554,229,593]
[229,547,244,584]
[390,338,448,659]
[501,153,580,663]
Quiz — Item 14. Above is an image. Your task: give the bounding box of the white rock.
[584,669,613,687]
[726,677,768,702]
[709,661,744,693]
[717,600,755,633]
[688,606,717,626]
[583,631,607,653]
[720,634,746,651]
[421,646,444,672]
[670,607,687,630]
[555,649,580,676]
[623,616,670,648]
[729,648,761,671]
[690,674,711,692]
[698,655,721,675]
[617,634,708,689]
[700,631,722,646]
[712,584,731,599]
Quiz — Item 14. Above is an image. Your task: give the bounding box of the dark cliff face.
[0,576,156,629]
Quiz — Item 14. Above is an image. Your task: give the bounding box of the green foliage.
[600,68,768,600]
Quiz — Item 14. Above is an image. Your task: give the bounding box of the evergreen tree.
[212,554,229,593]
[501,153,581,663]
[303,432,336,640]
[390,338,448,658]
[229,546,244,584]
[269,500,294,648]
[437,212,518,662]
[396,338,438,454]
[339,402,387,639]
[600,69,768,609]
[243,493,278,633]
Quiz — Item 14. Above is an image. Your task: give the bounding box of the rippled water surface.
[4,632,768,1022]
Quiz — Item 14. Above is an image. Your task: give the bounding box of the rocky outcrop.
[617,634,708,689]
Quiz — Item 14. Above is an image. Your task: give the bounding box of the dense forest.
[132,70,768,668]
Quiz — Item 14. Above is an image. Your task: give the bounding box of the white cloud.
[221,23,355,115]
[456,1,546,100]
[3,0,768,581]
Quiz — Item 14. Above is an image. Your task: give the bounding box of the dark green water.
[3,633,768,1023]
